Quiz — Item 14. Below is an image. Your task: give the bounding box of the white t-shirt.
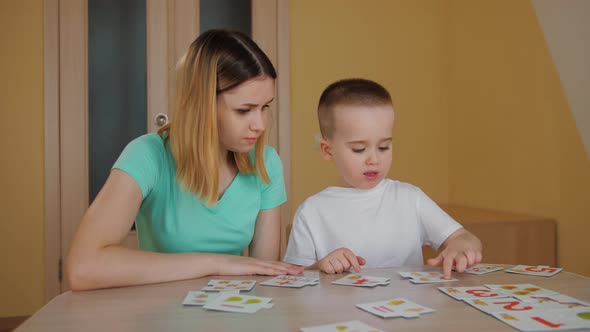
[283,179,462,268]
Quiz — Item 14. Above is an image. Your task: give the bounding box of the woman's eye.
[379,146,391,151]
[262,104,270,111]
[237,109,250,114]
[352,148,365,153]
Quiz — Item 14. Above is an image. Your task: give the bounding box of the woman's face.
[216,76,275,154]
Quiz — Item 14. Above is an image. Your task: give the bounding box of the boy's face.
[320,104,394,189]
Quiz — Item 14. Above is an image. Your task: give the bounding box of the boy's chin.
[346,179,382,190]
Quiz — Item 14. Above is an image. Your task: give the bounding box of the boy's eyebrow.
[346,138,393,144]
[241,98,274,107]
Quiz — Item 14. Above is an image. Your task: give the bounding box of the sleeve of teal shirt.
[112,134,164,199]
[260,146,287,210]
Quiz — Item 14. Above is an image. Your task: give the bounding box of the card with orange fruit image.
[484,284,558,297]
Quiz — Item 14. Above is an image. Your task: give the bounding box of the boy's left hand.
[426,228,482,279]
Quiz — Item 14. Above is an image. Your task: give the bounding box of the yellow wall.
[0,0,45,316]
[291,0,589,276]
[447,0,589,276]
[290,0,451,214]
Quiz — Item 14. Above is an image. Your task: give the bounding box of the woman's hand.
[216,255,304,276]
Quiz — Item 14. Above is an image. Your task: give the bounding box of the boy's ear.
[319,138,333,160]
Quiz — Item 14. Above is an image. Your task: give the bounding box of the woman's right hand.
[216,255,304,276]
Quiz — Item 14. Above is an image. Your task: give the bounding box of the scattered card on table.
[331,274,390,287]
[399,271,458,284]
[201,279,256,292]
[464,297,567,315]
[182,290,240,306]
[356,297,435,318]
[460,264,504,275]
[203,293,273,314]
[485,284,558,297]
[492,307,590,331]
[505,265,563,277]
[438,286,510,300]
[300,320,384,332]
[261,275,319,288]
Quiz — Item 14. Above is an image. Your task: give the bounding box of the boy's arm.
[426,228,483,278]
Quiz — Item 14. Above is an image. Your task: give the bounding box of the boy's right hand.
[317,247,366,274]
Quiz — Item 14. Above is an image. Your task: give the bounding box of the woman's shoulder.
[128,133,166,149]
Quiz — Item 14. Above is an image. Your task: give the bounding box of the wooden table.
[15,266,590,332]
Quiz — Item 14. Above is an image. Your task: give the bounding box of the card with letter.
[201,279,256,292]
[300,320,384,332]
[203,293,273,314]
[506,265,563,277]
[356,297,435,318]
[182,290,239,306]
[261,275,319,288]
[398,271,458,284]
[438,286,510,300]
[331,274,390,287]
[464,297,566,315]
[484,284,558,297]
[460,264,504,275]
[492,307,590,331]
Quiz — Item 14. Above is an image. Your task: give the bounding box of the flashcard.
[460,264,504,275]
[203,293,273,314]
[492,307,590,331]
[464,297,567,315]
[438,286,510,300]
[506,265,563,277]
[398,271,458,284]
[182,290,239,306]
[356,298,435,318]
[300,320,384,332]
[514,294,590,308]
[201,279,256,292]
[331,274,390,287]
[261,275,319,288]
[485,284,558,297]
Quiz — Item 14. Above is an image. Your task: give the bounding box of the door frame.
[43,0,291,302]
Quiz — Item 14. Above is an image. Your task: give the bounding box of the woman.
[66,30,303,291]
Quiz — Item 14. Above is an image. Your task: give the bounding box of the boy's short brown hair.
[318,78,392,139]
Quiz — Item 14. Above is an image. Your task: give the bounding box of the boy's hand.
[317,247,366,274]
[426,228,482,279]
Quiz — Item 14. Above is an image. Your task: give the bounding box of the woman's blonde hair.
[158,30,276,206]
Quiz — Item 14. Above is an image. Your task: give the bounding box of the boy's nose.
[366,150,379,165]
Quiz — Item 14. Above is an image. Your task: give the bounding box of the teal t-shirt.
[112,133,287,255]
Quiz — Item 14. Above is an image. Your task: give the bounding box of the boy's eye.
[352,148,365,153]
[379,146,391,151]
[262,104,270,111]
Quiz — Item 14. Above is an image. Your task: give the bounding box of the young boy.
[284,78,482,278]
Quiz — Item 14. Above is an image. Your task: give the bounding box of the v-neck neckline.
[215,172,240,207]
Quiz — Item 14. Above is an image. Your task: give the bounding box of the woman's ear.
[319,138,333,160]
